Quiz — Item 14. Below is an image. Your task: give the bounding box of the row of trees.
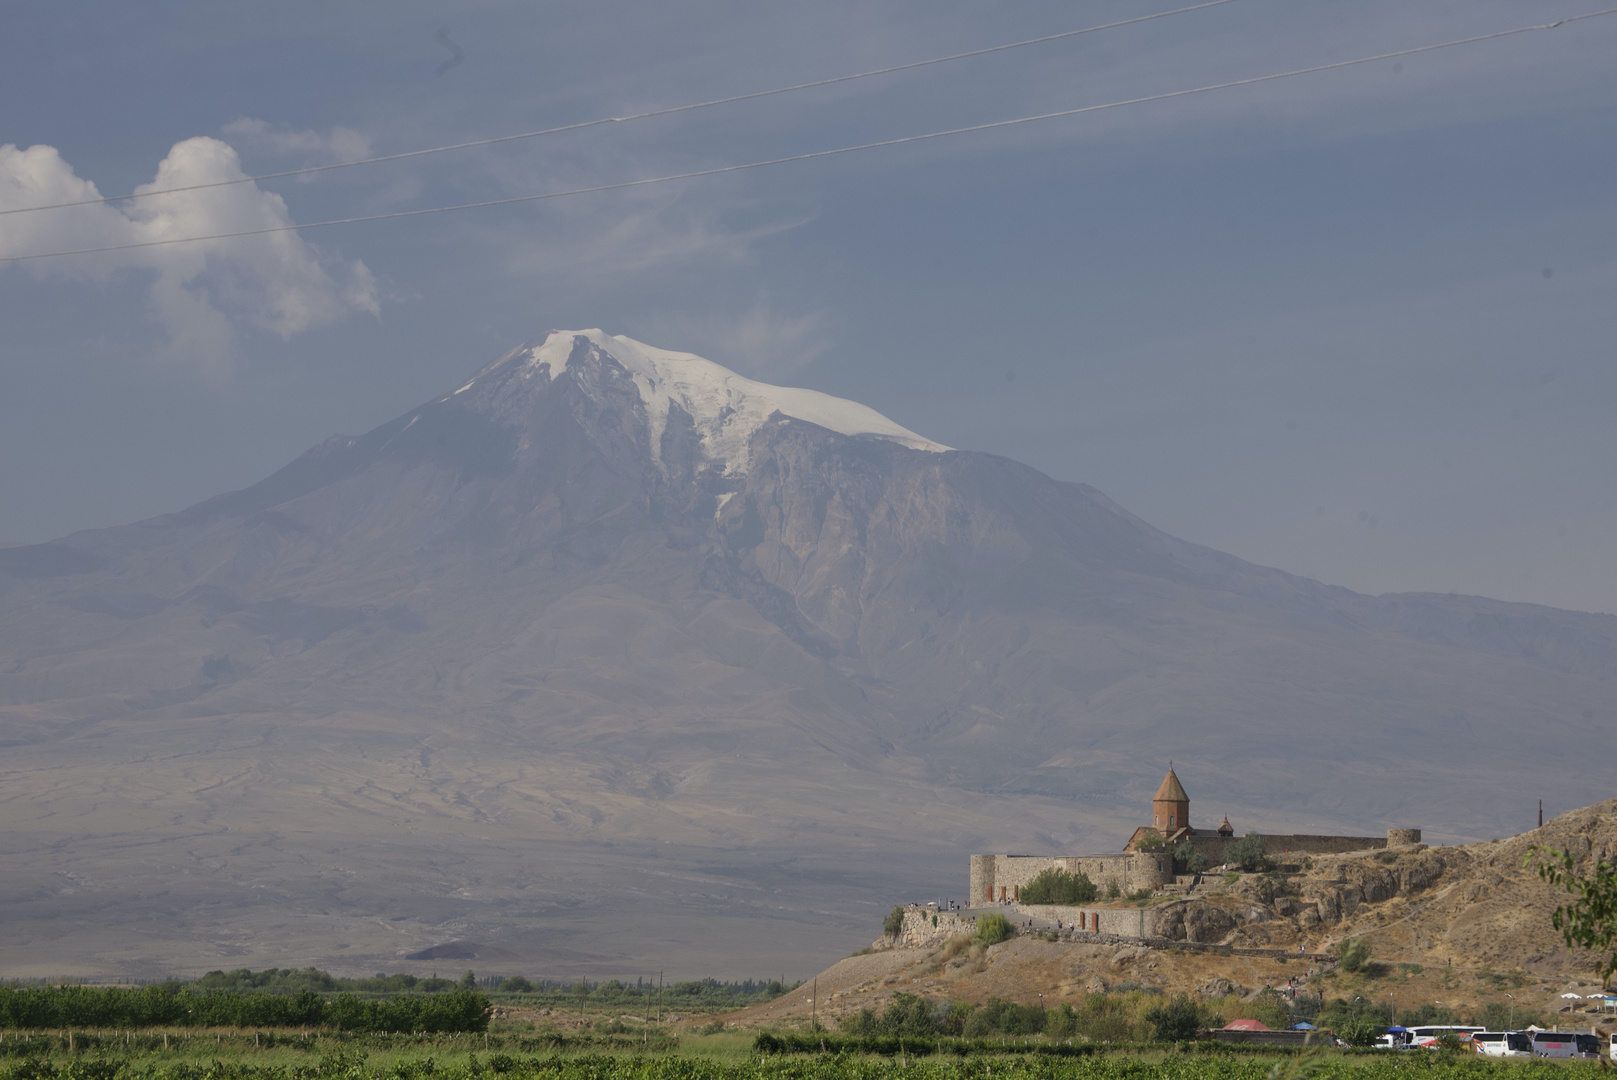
[0,986,489,1032]
[840,989,1293,1043]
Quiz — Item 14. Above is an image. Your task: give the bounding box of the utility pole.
[812,976,817,1029]
[657,970,663,1026]
[1538,800,1543,828]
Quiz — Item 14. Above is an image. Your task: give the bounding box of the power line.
[0,0,1241,218]
[4,9,1612,265]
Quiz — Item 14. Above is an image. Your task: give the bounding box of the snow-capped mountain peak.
[510,329,949,475]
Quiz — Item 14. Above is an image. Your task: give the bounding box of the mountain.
[0,329,1612,981]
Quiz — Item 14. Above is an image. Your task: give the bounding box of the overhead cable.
[0,0,1241,217]
[4,9,1612,264]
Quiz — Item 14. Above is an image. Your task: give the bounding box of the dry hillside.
[719,801,1617,1030]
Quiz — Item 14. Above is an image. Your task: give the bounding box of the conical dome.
[1153,767,1189,802]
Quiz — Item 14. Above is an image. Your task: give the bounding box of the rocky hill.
[0,329,1613,981]
[723,802,1617,1030]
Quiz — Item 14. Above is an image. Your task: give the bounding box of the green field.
[0,1028,1608,1080]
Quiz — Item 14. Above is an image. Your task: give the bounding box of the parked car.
[1471,1032,1532,1057]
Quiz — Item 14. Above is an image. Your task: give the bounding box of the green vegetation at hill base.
[0,987,489,1033]
[0,973,793,1025]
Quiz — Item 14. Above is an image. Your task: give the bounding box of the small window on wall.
[1169,816,1175,827]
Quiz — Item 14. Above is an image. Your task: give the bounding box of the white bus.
[1529,1031,1579,1058]
[1470,1032,1531,1057]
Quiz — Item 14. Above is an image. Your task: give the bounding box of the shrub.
[1105,880,1121,900]
[1047,1002,1078,1038]
[1143,993,1201,1042]
[974,913,1015,945]
[1226,832,1269,872]
[837,993,955,1037]
[883,906,906,938]
[938,934,973,962]
[963,998,1045,1037]
[1339,937,1372,973]
[1021,867,1098,905]
[1127,887,1154,902]
[497,976,532,993]
[1340,1018,1380,1047]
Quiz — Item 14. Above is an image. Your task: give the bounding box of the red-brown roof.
[1223,1019,1271,1031]
[1153,767,1189,802]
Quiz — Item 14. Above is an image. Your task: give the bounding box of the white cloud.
[646,300,832,380]
[0,137,377,375]
[220,118,373,168]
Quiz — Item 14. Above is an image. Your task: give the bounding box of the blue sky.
[3,0,1615,612]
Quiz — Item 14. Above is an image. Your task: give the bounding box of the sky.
[2,0,1615,614]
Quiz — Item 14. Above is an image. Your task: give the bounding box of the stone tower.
[1152,766,1190,833]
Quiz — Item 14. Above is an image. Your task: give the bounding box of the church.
[969,765,1418,905]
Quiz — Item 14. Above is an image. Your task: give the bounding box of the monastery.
[970,766,1420,904]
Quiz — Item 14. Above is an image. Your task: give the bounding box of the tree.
[884,906,906,938]
[458,970,477,990]
[1137,834,1168,852]
[974,912,1016,945]
[1021,867,1098,905]
[1338,937,1372,973]
[1528,845,1617,985]
[498,976,532,993]
[1174,841,1208,875]
[1226,832,1269,872]
[1339,1018,1380,1047]
[1143,993,1201,1042]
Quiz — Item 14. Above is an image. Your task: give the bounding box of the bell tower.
[1152,764,1190,834]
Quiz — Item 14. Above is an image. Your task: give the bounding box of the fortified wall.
[1014,902,1158,938]
[969,852,1173,905]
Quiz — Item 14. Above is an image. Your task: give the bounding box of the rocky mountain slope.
[0,330,1612,981]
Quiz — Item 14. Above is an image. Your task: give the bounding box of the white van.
[1471,1032,1531,1057]
[1530,1031,1579,1058]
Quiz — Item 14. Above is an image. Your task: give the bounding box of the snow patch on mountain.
[522,329,948,474]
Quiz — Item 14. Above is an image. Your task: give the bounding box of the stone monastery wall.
[1014,902,1158,938]
[1188,832,1399,865]
[969,852,1174,905]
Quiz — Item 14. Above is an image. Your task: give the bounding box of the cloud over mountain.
[0,137,377,372]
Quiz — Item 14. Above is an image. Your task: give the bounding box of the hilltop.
[721,801,1617,1029]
